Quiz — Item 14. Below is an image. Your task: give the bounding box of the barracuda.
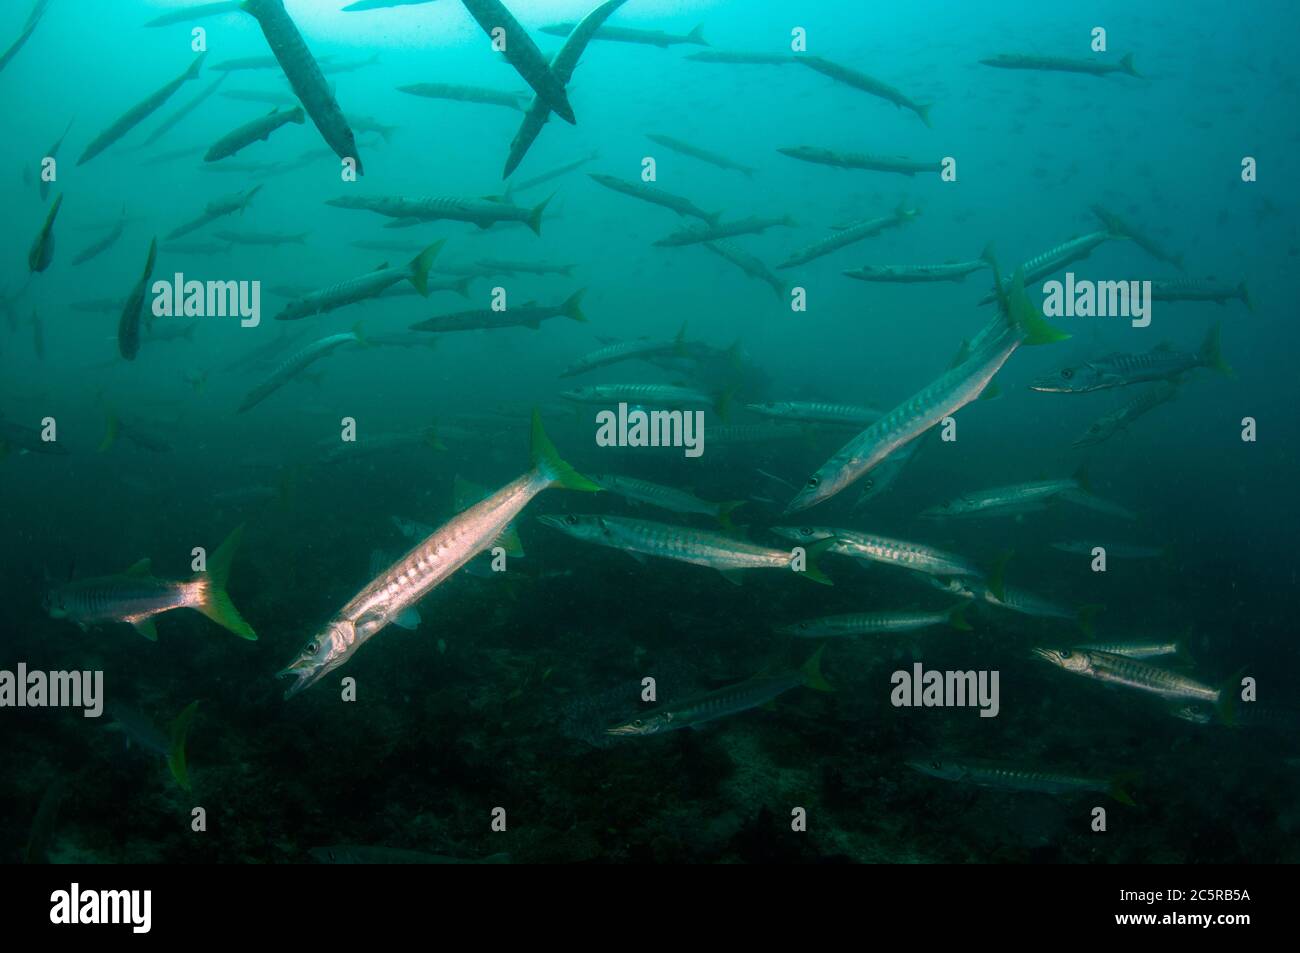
[273,242,442,321]
[908,757,1135,804]
[771,526,982,579]
[1150,278,1252,310]
[786,268,1067,513]
[236,328,362,413]
[976,229,1115,305]
[278,412,599,697]
[799,56,932,126]
[592,473,744,528]
[844,244,995,284]
[44,526,256,641]
[587,173,718,223]
[605,647,831,737]
[538,514,832,584]
[1072,381,1179,448]
[778,146,942,176]
[779,605,970,638]
[502,1,627,178]
[77,53,208,165]
[655,215,794,247]
[1030,324,1231,393]
[746,401,882,427]
[1072,639,1183,660]
[920,468,1087,520]
[1031,647,1227,709]
[205,105,305,162]
[241,0,363,173]
[645,133,755,176]
[460,0,575,124]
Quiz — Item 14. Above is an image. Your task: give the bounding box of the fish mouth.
[536,515,567,531]
[1027,646,1060,664]
[604,724,642,737]
[276,663,321,700]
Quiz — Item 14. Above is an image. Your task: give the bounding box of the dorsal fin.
[122,558,152,577]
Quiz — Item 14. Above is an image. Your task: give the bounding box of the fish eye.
[564,515,578,525]
[1062,368,1074,379]
[930,760,942,770]
[306,640,319,654]
[1089,424,1101,432]
[632,719,643,728]
[800,526,812,535]
[863,478,875,490]
[806,476,819,488]
[1059,649,1072,659]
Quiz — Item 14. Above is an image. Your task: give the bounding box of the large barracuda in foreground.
[786,268,1068,513]
[605,648,831,737]
[278,413,599,697]
[502,0,627,178]
[459,0,576,124]
[273,242,442,321]
[240,0,363,173]
[78,53,207,165]
[43,525,256,641]
[539,514,832,584]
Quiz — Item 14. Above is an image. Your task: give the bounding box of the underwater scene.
[2,0,1297,867]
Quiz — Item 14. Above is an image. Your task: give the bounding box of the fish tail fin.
[979,241,997,266]
[98,411,120,452]
[290,106,306,124]
[1215,667,1248,725]
[800,644,834,692]
[186,51,208,81]
[1172,252,1185,271]
[407,240,444,296]
[796,537,835,586]
[530,409,600,491]
[1072,462,1092,494]
[528,194,554,236]
[713,387,734,422]
[193,524,257,640]
[562,288,587,322]
[687,23,709,46]
[1108,773,1137,806]
[716,500,746,530]
[1007,266,1070,345]
[988,549,1013,602]
[167,701,200,792]
[453,276,473,299]
[1119,52,1139,77]
[1238,281,1253,312]
[672,321,690,356]
[1076,603,1104,637]
[948,603,972,631]
[350,321,368,348]
[143,237,158,278]
[914,102,933,127]
[1200,321,1234,377]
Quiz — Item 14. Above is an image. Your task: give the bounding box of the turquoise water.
[2,0,1296,863]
